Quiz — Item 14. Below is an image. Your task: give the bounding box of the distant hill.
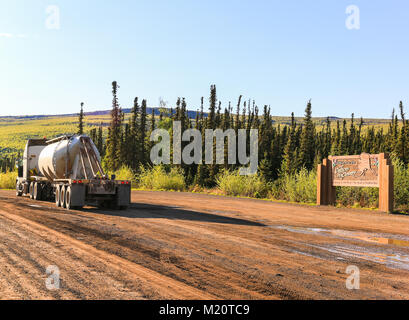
[2,107,386,125]
[0,107,206,121]
[0,106,392,125]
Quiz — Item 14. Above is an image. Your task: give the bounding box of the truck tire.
[29,182,34,199]
[65,186,73,210]
[60,185,67,209]
[16,182,22,197]
[55,185,61,207]
[33,182,41,201]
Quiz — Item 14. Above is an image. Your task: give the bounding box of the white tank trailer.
[16,135,131,210]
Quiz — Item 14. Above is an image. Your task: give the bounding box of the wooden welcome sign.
[317,153,394,212]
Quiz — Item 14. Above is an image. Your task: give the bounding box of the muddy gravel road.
[0,189,408,300]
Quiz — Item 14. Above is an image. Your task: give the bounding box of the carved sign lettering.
[331,153,379,187]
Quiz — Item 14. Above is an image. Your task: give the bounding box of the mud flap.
[70,184,86,207]
[116,184,131,207]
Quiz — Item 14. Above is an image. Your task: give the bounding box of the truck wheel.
[65,186,72,210]
[60,186,67,209]
[29,182,34,199]
[55,185,61,207]
[33,182,40,201]
[16,182,22,197]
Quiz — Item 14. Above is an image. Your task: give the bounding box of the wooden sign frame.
[317,153,394,213]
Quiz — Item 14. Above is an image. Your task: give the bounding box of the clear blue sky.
[1,0,408,118]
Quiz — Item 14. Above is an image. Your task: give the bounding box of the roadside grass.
[137,165,185,191]
[110,165,138,187]
[1,160,407,213]
[392,156,409,210]
[0,171,17,189]
[216,169,270,198]
[270,168,317,204]
[132,161,408,213]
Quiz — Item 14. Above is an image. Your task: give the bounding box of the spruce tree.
[140,99,147,165]
[235,95,242,131]
[130,97,140,170]
[78,102,84,135]
[281,113,297,175]
[208,85,218,185]
[298,100,316,170]
[270,128,282,179]
[89,128,97,142]
[209,85,217,129]
[105,81,123,172]
[97,124,104,156]
[340,119,348,155]
[396,101,407,163]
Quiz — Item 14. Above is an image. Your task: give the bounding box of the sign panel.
[330,153,380,187]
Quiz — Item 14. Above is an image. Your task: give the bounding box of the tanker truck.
[15,135,131,210]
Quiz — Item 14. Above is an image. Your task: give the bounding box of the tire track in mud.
[0,202,273,299]
[0,201,347,299]
[1,190,409,299]
[0,196,301,299]
[0,216,143,299]
[0,199,385,299]
[0,206,216,299]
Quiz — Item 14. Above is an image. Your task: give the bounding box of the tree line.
[2,81,408,184]
[79,81,409,186]
[0,154,19,173]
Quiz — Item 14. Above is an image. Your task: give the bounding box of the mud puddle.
[308,243,409,271]
[272,225,409,248]
[273,225,409,271]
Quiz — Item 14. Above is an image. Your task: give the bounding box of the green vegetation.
[271,168,317,204]
[0,171,17,189]
[1,82,408,212]
[110,166,137,187]
[78,102,84,135]
[137,166,185,191]
[391,156,409,211]
[216,170,269,198]
[335,186,379,209]
[105,81,123,172]
[0,114,112,157]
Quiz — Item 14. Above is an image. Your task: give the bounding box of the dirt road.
[0,189,408,300]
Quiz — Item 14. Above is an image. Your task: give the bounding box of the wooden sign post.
[317,153,394,213]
